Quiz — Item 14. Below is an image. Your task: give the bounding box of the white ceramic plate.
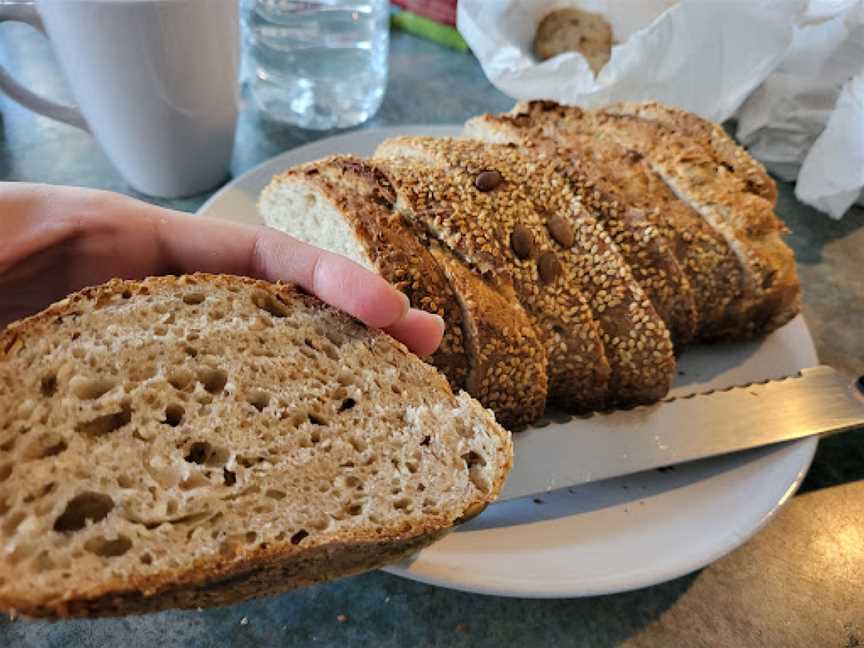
[199,125,818,598]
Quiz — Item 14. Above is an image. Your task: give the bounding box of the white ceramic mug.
[0,0,240,198]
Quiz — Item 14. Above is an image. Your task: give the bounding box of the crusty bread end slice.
[0,274,511,617]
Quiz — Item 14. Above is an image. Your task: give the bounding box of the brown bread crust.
[603,101,778,205]
[429,246,548,428]
[377,137,676,407]
[509,102,800,339]
[465,113,699,345]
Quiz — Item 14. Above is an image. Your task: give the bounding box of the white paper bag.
[457,0,805,122]
[736,0,864,217]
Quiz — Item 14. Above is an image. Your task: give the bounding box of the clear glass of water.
[242,0,390,130]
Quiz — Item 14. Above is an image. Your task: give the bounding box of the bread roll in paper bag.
[457,0,805,122]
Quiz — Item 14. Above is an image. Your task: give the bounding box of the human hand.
[0,183,444,357]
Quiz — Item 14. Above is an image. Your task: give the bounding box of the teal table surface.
[1,23,863,648]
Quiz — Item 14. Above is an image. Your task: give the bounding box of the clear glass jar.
[242,0,390,130]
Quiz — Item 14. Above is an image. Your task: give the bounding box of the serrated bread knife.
[499,366,864,502]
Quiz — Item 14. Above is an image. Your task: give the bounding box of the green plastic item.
[391,11,469,53]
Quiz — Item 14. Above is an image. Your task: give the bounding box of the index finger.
[154,211,410,330]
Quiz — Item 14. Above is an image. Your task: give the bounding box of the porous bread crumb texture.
[376,137,675,406]
[0,275,510,617]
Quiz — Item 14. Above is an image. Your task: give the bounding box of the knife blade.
[498,365,864,502]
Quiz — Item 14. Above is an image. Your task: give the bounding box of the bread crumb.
[455,623,466,632]
[336,614,348,623]
[240,616,249,625]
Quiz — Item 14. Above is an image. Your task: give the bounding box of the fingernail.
[397,291,410,317]
[431,313,445,334]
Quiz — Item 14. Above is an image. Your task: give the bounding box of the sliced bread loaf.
[464,113,699,345]
[509,102,801,339]
[259,156,546,428]
[0,274,511,617]
[376,137,676,407]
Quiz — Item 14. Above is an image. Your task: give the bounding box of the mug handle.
[0,3,88,130]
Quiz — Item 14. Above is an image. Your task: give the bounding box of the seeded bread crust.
[603,101,778,205]
[261,156,469,391]
[0,274,512,618]
[377,138,676,407]
[464,114,699,345]
[510,102,800,338]
[465,107,742,340]
[429,246,547,429]
[375,147,610,410]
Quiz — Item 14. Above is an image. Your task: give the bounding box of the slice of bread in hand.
[0,274,511,618]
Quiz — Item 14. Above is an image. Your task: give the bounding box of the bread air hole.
[252,290,290,318]
[163,404,185,427]
[21,434,67,461]
[266,489,286,500]
[393,498,412,511]
[183,441,228,467]
[182,292,205,305]
[168,369,194,391]
[290,529,309,545]
[70,376,116,400]
[53,492,115,532]
[0,463,13,483]
[198,367,227,395]
[308,413,327,427]
[247,390,270,412]
[338,398,356,413]
[39,374,57,397]
[74,402,132,437]
[84,534,132,558]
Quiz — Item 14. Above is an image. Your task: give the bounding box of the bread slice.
[259,156,546,428]
[259,156,470,393]
[602,101,778,205]
[0,274,511,617]
[376,137,676,407]
[428,245,547,429]
[465,113,699,345]
[509,102,801,338]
